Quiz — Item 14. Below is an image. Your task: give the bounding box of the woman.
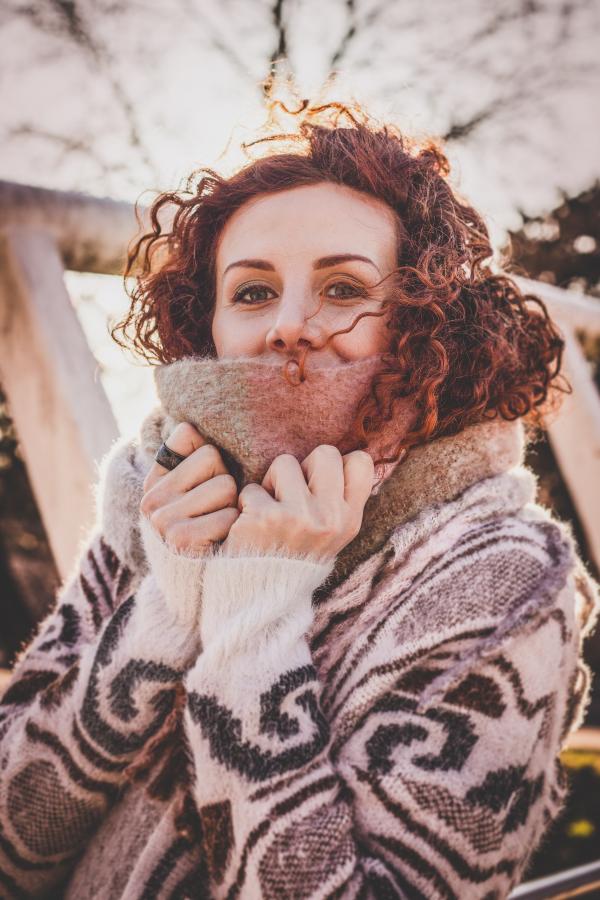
[0,100,598,899]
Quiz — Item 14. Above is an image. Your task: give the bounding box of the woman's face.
[211,182,399,365]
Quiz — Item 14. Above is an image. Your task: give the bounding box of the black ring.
[155,442,187,471]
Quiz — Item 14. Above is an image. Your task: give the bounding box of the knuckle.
[200,443,221,465]
[308,507,331,534]
[319,505,349,536]
[275,452,296,467]
[217,473,238,503]
[172,422,198,442]
[312,520,331,539]
[238,483,251,502]
[300,501,316,525]
[217,506,240,528]
[261,506,281,528]
[140,489,158,517]
[149,506,169,535]
[224,506,241,527]
[164,520,200,552]
[163,520,186,550]
[305,445,341,467]
[354,449,374,470]
[316,444,341,458]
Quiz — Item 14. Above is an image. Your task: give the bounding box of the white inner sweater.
[0,356,598,900]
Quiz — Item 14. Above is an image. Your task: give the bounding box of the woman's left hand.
[221,445,374,561]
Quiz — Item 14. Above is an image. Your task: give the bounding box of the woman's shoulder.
[326,503,597,779]
[511,501,600,644]
[377,497,599,711]
[385,456,595,617]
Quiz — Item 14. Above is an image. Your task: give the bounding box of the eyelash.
[231,279,368,305]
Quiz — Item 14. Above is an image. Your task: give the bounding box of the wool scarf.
[117,353,528,599]
[150,354,417,489]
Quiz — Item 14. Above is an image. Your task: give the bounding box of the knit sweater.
[0,356,598,900]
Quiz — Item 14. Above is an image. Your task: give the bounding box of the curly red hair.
[113,98,568,461]
[115,98,571,819]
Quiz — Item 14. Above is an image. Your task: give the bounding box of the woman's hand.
[222,445,374,561]
[140,423,240,554]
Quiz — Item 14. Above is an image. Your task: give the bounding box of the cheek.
[331,309,391,358]
[211,307,266,357]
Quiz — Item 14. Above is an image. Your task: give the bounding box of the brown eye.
[232,283,275,305]
[325,280,366,300]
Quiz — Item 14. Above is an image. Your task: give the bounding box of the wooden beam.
[514,275,600,335]
[0,179,152,275]
[544,330,600,571]
[0,669,11,699]
[0,228,119,577]
[511,275,600,569]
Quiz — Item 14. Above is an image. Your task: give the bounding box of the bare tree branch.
[331,0,357,69]
[12,0,159,180]
[180,0,254,82]
[263,0,290,95]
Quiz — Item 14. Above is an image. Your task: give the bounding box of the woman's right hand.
[140,422,240,554]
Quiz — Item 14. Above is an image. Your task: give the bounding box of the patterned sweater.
[0,356,598,900]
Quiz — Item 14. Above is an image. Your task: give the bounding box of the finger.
[164,507,240,553]
[161,443,231,494]
[142,444,231,517]
[237,482,277,513]
[144,422,206,493]
[300,445,345,500]
[147,474,238,535]
[261,454,310,503]
[342,450,375,512]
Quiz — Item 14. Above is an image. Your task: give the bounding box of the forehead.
[215,182,399,274]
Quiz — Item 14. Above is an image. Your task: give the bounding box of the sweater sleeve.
[0,529,202,899]
[181,528,595,899]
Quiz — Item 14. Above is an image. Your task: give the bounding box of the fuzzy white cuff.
[198,550,335,666]
[139,514,209,630]
[130,573,203,665]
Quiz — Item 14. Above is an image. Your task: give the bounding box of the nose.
[264,294,325,356]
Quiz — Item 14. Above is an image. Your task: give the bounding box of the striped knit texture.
[0,356,598,899]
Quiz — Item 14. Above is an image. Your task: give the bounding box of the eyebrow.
[222,254,381,278]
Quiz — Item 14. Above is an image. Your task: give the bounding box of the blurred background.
[1,0,600,889]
